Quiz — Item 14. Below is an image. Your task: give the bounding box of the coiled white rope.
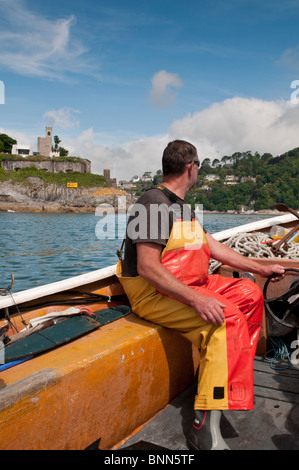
[209,232,299,273]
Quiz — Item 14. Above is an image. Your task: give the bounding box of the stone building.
[103,169,117,187]
[5,126,92,174]
[37,126,53,157]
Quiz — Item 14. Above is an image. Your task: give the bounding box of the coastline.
[0,180,295,215]
[0,200,287,216]
[0,201,106,213]
[0,180,133,214]
[201,209,286,215]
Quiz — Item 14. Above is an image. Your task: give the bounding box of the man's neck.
[162,179,187,200]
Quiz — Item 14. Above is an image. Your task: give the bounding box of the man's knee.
[241,278,263,304]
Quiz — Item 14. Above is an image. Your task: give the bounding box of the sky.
[1,0,299,181]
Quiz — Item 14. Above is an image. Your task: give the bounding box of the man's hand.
[206,233,286,284]
[259,264,285,282]
[192,293,226,326]
[137,242,226,326]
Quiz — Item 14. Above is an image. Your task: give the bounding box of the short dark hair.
[162,140,198,176]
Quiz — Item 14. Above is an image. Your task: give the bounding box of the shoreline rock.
[0,179,134,213]
[0,202,288,216]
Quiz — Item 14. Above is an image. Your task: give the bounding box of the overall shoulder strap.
[153,185,180,203]
[117,185,182,260]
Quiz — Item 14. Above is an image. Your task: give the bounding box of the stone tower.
[38,127,53,157]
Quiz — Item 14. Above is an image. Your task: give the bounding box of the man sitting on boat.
[116,139,285,450]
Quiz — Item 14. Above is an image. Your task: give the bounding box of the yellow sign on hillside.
[67,182,78,188]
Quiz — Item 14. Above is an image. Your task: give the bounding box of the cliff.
[0,178,134,213]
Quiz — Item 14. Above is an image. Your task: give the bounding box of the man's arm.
[205,233,285,281]
[136,242,226,325]
[136,233,285,325]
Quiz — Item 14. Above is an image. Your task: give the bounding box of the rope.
[263,337,293,370]
[209,232,299,274]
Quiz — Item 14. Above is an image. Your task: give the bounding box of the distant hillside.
[131,147,299,212]
[186,147,299,211]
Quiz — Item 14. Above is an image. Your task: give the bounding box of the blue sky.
[1,0,299,180]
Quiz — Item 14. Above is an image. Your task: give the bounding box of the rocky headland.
[0,178,288,215]
[0,178,135,213]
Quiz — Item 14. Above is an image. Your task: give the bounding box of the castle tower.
[103,169,111,180]
[38,127,53,157]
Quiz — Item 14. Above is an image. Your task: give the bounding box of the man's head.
[162,140,199,177]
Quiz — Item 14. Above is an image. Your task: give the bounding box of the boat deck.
[117,356,299,451]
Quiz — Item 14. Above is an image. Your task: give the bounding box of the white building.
[11,144,32,156]
[225,175,239,182]
[205,174,220,181]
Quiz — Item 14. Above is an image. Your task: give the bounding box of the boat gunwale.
[0,264,117,310]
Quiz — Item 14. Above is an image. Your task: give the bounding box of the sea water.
[0,211,272,293]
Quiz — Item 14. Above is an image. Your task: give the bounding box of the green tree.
[53,135,61,151]
[153,169,163,185]
[199,158,212,175]
[221,155,231,167]
[52,135,69,157]
[0,133,17,153]
[212,158,220,167]
[59,147,69,157]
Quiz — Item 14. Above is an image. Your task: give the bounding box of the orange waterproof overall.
[117,217,263,410]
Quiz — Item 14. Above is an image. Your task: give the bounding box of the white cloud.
[67,97,299,181]
[3,97,299,182]
[62,128,168,181]
[0,0,94,81]
[168,97,299,160]
[150,70,183,107]
[43,107,81,129]
[0,127,34,148]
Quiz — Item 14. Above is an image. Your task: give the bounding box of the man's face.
[190,155,200,189]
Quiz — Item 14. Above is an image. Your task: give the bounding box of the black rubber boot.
[187,410,230,450]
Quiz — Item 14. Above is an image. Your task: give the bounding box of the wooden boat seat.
[0,309,200,450]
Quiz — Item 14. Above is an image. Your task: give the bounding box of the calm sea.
[0,211,272,293]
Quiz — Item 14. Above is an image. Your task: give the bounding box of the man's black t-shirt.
[123,186,198,277]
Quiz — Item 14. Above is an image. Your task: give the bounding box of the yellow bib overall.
[117,217,263,410]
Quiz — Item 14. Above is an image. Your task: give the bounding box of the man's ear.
[186,162,193,177]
